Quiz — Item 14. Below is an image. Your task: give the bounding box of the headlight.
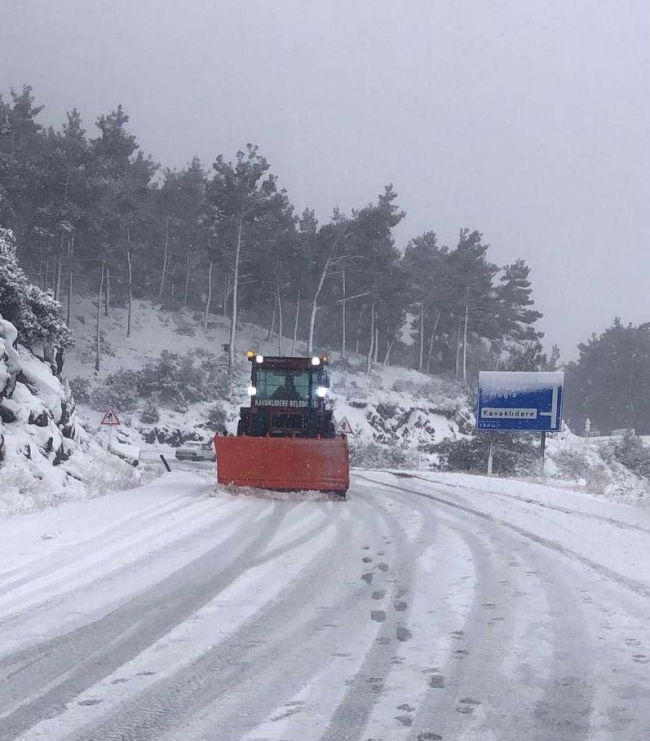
[255,355,264,364]
[316,386,328,398]
[311,356,320,366]
[247,385,257,396]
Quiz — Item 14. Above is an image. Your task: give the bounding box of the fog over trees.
[3,84,549,378]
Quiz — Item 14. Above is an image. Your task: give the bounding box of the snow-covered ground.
[0,471,648,740]
[64,295,471,464]
[4,294,650,518]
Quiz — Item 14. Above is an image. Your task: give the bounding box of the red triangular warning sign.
[338,416,354,435]
[101,407,121,426]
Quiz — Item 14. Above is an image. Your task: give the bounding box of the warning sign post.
[101,408,121,426]
[101,407,121,449]
[337,416,356,436]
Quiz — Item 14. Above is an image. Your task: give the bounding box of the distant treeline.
[1,85,547,377]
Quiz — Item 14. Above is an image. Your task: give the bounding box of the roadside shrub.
[552,448,591,479]
[69,377,91,404]
[90,370,140,411]
[349,441,411,468]
[87,351,232,413]
[435,433,539,476]
[585,464,610,496]
[205,403,228,431]
[138,351,207,405]
[140,399,160,424]
[606,432,650,478]
[174,321,195,337]
[329,357,356,373]
[211,372,236,402]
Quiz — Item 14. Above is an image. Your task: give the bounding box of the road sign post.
[477,371,564,477]
[100,407,121,450]
[338,416,356,436]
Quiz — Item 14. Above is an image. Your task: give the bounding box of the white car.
[174,441,216,462]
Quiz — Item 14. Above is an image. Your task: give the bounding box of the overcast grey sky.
[2,0,649,358]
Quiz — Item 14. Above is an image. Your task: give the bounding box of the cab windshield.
[256,369,311,404]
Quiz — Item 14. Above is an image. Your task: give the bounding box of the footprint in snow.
[396,626,412,642]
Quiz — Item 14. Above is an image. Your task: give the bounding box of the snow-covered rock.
[1,314,142,517]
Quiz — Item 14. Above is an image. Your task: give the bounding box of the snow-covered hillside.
[5,293,648,517]
[64,296,472,466]
[0,315,141,516]
[60,295,650,507]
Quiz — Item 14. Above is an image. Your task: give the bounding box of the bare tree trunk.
[341,270,346,359]
[203,260,213,332]
[426,312,441,373]
[366,302,375,375]
[276,280,283,355]
[66,236,74,328]
[495,336,505,370]
[126,246,133,338]
[184,247,191,306]
[55,239,63,301]
[374,325,379,364]
[222,273,229,315]
[266,301,276,341]
[228,219,244,371]
[462,292,469,382]
[382,329,397,369]
[455,315,462,378]
[158,217,170,300]
[104,267,110,316]
[418,302,425,371]
[356,304,366,354]
[44,260,50,293]
[95,261,105,372]
[308,257,330,356]
[291,286,301,356]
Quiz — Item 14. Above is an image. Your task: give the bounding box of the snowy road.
[1,471,649,740]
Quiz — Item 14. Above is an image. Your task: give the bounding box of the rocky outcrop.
[0,313,84,471]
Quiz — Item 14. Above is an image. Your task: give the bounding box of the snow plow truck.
[213,353,350,497]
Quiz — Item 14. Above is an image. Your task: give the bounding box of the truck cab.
[237,353,336,438]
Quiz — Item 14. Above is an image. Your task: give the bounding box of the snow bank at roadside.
[1,316,146,518]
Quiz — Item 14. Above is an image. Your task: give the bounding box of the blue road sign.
[477,371,564,432]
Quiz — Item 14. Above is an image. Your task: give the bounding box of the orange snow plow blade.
[214,435,349,494]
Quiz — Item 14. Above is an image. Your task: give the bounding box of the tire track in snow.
[318,485,432,741]
[408,472,650,534]
[360,475,596,741]
[402,507,522,741]
[406,508,592,741]
[0,497,241,615]
[60,501,362,741]
[0,494,254,635]
[0,493,199,587]
[357,473,650,598]
[0,503,292,739]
